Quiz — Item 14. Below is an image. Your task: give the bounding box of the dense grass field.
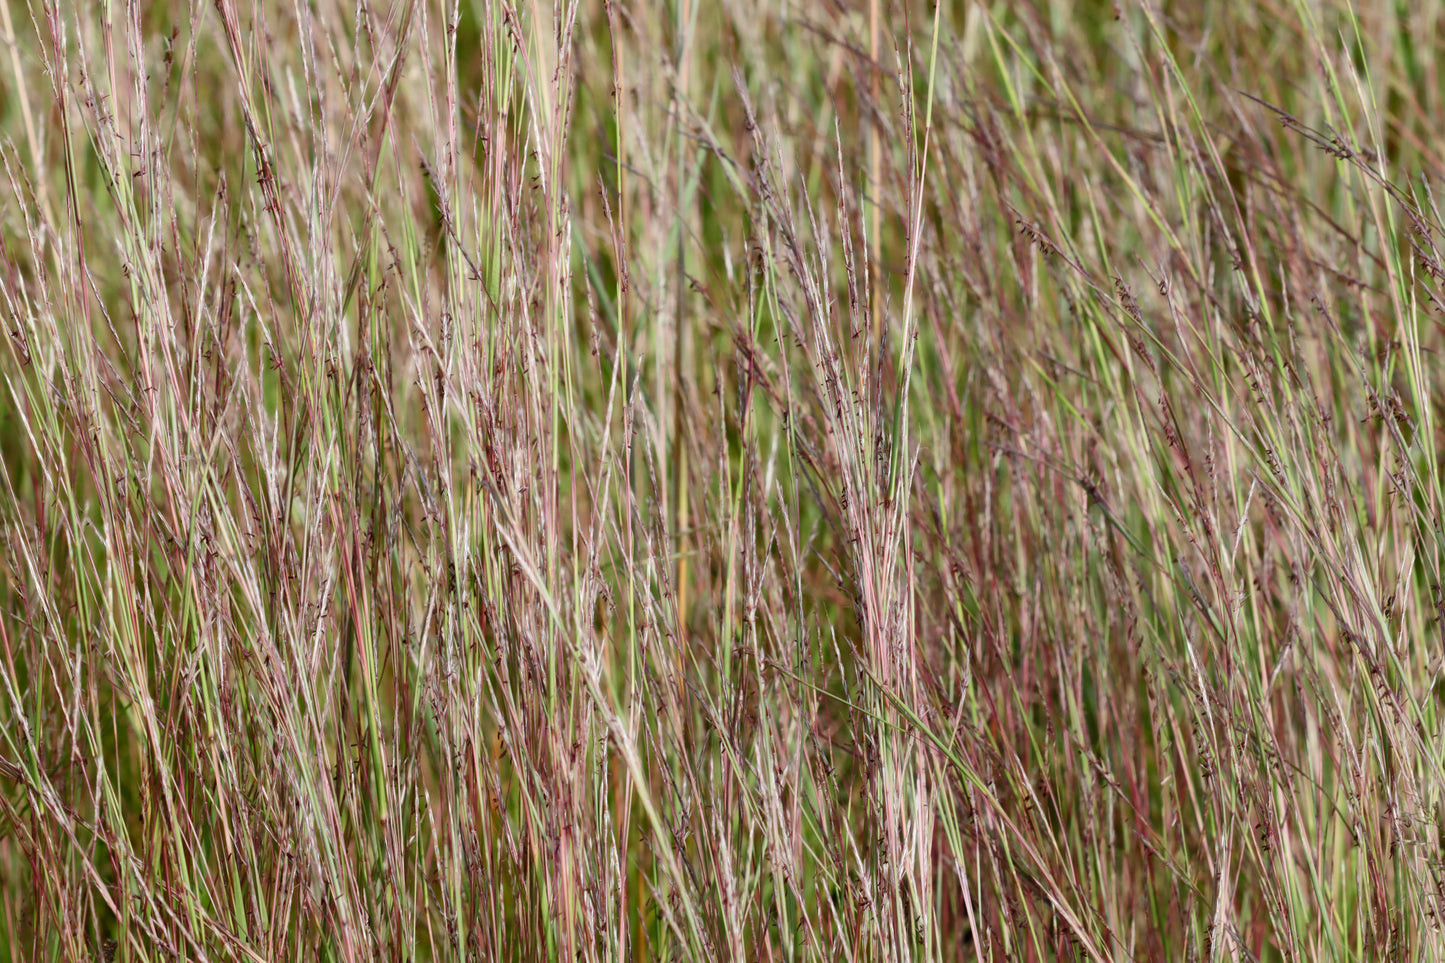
[3,0,1445,959]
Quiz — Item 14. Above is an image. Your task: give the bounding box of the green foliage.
[2,0,1445,960]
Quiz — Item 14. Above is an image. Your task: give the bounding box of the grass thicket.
[2,0,1445,959]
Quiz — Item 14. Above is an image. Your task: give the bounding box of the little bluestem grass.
[1,0,1445,960]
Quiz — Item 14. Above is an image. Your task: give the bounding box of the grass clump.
[2,0,1445,959]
